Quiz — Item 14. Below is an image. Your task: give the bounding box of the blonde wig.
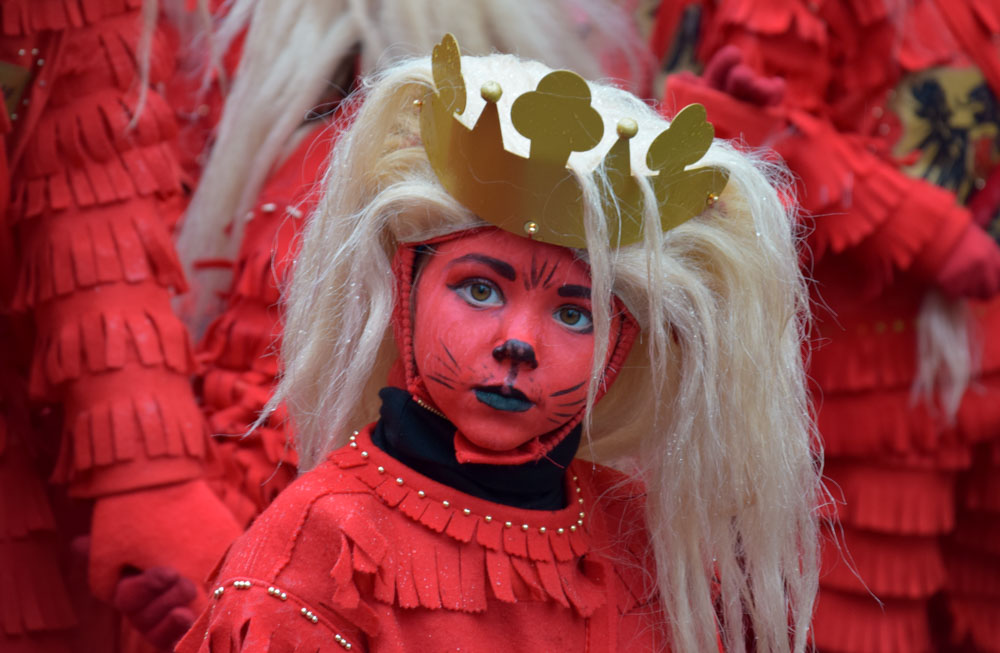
[177,0,646,333]
[270,53,821,653]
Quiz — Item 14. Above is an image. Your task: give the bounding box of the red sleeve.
[5,4,215,498]
[196,126,334,524]
[176,467,377,653]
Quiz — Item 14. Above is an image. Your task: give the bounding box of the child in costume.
[177,0,648,527]
[178,35,820,653]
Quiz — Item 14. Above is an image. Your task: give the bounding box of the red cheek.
[409,230,605,453]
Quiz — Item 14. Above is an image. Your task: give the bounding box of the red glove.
[114,567,197,652]
[936,223,1000,299]
[703,45,786,107]
[89,479,240,611]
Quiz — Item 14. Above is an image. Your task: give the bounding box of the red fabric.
[657,2,1000,651]
[1,1,239,651]
[177,424,667,652]
[196,124,336,526]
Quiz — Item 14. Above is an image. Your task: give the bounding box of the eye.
[453,279,504,307]
[555,305,593,332]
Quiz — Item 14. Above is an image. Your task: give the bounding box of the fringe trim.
[0,0,141,36]
[51,387,207,484]
[821,526,946,598]
[199,310,281,384]
[782,116,967,288]
[325,442,608,618]
[13,205,187,308]
[13,91,183,221]
[214,430,298,521]
[947,595,1000,652]
[0,537,76,635]
[825,459,958,535]
[29,305,194,390]
[177,582,361,653]
[812,588,932,653]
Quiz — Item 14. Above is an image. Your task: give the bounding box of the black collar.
[370,387,580,510]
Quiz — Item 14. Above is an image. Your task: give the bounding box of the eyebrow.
[557,284,591,299]
[448,253,516,281]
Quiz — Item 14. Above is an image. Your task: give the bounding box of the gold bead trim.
[300,607,319,624]
[351,433,586,534]
[266,586,289,601]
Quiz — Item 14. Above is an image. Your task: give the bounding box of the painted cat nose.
[492,339,538,370]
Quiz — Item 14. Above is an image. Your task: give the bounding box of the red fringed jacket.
[177,425,666,653]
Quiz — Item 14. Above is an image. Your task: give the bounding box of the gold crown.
[418,34,729,249]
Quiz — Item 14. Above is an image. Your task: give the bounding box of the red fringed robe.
[1,1,236,650]
[655,0,1000,650]
[177,424,667,653]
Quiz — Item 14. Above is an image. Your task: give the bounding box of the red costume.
[654,0,1000,650]
[1,1,237,650]
[177,424,664,653]
[194,124,334,526]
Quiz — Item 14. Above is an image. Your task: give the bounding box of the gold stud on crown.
[419,33,729,250]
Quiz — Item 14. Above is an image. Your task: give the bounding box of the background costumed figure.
[0,1,240,651]
[650,0,1000,650]
[178,35,821,653]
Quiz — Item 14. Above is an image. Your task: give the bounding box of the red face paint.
[412,229,621,453]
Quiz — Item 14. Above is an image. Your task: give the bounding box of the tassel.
[458,544,486,612]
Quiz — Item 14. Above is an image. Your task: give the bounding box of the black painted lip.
[474,385,533,413]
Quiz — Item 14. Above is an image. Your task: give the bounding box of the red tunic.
[177,424,667,652]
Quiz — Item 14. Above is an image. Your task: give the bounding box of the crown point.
[523,221,540,236]
[616,118,638,139]
[706,192,719,207]
[481,81,503,103]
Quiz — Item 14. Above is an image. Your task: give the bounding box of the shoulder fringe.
[325,448,609,618]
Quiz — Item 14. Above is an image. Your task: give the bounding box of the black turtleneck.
[370,387,581,510]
